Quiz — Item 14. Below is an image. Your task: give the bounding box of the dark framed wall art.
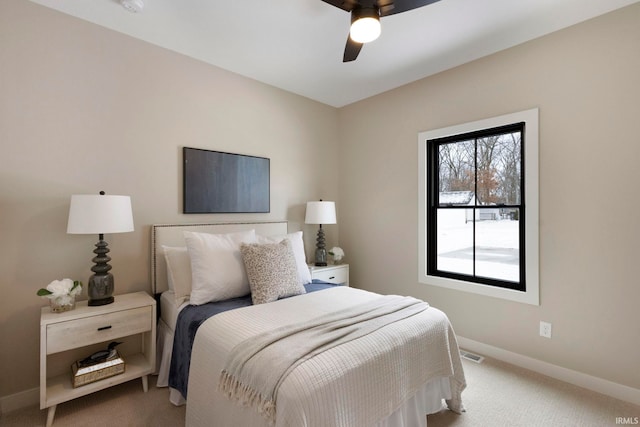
[183,147,270,214]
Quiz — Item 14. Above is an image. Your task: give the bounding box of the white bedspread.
[186,287,465,427]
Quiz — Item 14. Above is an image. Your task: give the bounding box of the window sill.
[420,273,539,305]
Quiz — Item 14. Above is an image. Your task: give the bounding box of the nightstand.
[40,292,156,427]
[309,264,349,286]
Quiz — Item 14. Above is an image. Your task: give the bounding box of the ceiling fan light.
[350,8,381,43]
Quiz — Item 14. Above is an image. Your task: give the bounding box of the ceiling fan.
[321,0,441,62]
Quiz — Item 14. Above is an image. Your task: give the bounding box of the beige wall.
[0,0,339,398]
[338,3,640,391]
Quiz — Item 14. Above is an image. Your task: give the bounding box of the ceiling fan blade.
[343,37,363,62]
[321,0,440,15]
[378,0,440,17]
[321,0,359,12]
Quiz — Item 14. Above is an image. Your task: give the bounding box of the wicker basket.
[71,352,125,388]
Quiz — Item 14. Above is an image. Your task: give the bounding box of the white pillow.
[162,246,192,305]
[256,231,312,285]
[184,229,257,305]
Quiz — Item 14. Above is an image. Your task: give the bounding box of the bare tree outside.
[438,140,474,194]
[437,131,521,206]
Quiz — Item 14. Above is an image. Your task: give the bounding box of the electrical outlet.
[539,321,552,338]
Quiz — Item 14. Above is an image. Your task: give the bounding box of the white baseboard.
[457,336,640,407]
[0,386,39,415]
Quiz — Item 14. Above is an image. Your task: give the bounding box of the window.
[418,109,539,305]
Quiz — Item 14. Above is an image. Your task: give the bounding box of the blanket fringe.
[219,370,276,425]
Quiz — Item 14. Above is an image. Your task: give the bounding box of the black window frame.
[426,122,526,292]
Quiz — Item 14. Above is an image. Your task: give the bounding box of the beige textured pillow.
[240,239,306,305]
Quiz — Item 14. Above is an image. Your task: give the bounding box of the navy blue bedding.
[168,280,339,400]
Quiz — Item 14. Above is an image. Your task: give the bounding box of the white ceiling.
[29,0,638,107]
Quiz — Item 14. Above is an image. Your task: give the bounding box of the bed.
[151,221,466,427]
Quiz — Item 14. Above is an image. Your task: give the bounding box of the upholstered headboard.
[151,221,288,295]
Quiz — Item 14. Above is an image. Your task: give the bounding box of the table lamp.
[305,200,336,266]
[67,191,134,306]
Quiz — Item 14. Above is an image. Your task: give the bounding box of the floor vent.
[460,350,485,363]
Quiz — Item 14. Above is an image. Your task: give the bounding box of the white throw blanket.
[186,287,466,427]
[219,295,429,423]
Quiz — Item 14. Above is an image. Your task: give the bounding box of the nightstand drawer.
[313,268,348,285]
[46,306,152,354]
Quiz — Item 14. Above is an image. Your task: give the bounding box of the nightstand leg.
[46,404,57,427]
[141,374,148,392]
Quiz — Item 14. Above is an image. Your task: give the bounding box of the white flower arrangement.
[328,247,344,262]
[37,279,82,307]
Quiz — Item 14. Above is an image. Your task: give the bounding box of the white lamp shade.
[305,201,337,225]
[67,194,134,234]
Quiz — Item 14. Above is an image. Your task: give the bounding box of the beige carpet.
[2,357,638,426]
[1,376,185,427]
[427,356,639,427]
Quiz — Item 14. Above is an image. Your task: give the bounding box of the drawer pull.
[329,276,335,280]
[97,326,112,331]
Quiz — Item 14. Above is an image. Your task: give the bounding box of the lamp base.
[88,296,115,306]
[88,272,114,306]
[314,226,328,266]
[314,247,328,266]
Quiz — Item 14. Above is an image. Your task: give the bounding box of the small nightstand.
[309,264,349,286]
[40,292,156,427]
